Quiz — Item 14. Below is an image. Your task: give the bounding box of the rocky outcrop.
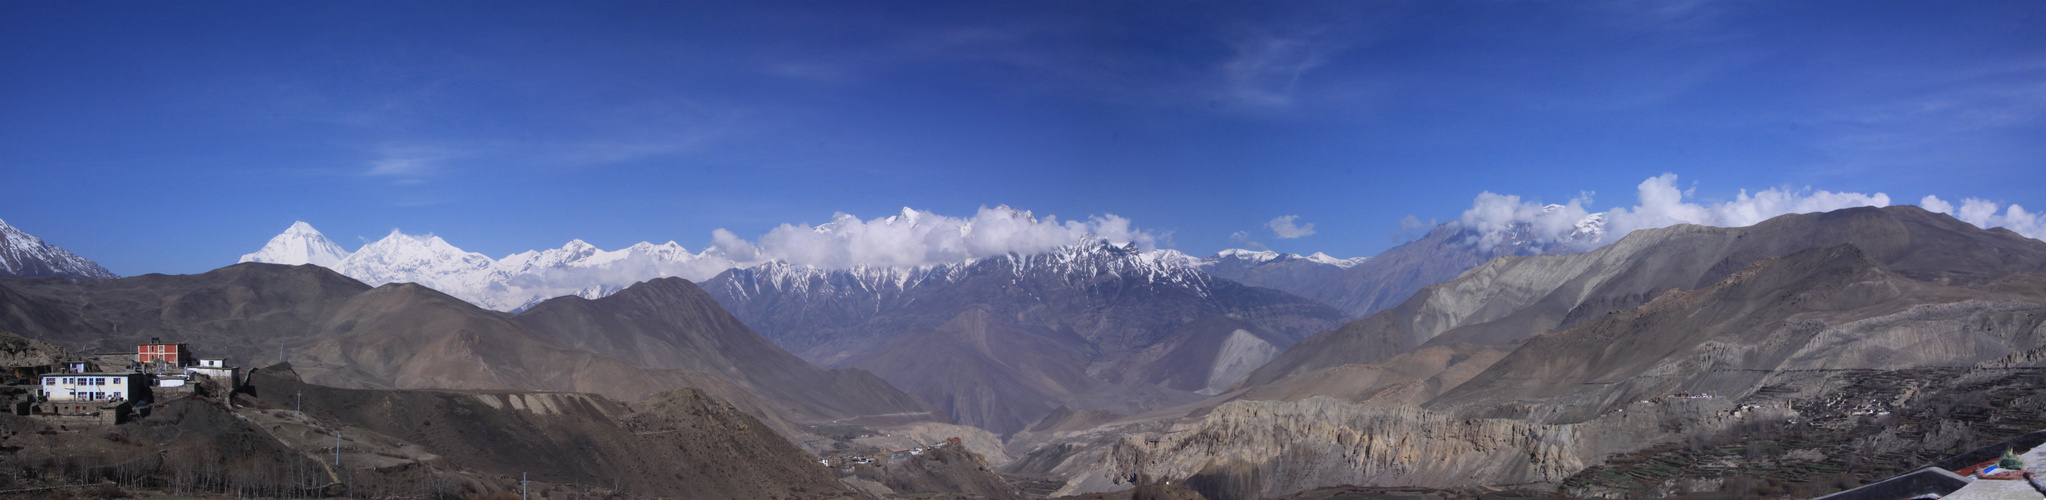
[0,328,81,368]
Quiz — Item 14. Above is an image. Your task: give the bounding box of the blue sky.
[1,0,2042,276]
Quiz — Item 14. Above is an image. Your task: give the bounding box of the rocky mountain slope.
[1204,208,1605,321]
[0,262,936,435]
[1010,206,2046,499]
[1193,249,1366,301]
[1241,205,2046,390]
[1428,243,2046,416]
[0,216,117,280]
[1058,243,2046,498]
[513,277,939,425]
[702,238,1347,435]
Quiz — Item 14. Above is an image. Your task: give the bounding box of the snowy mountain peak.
[240,223,739,311]
[239,221,352,268]
[1051,234,1141,259]
[1572,212,1607,242]
[624,241,694,260]
[1214,248,1281,262]
[887,207,924,226]
[1203,246,1366,268]
[559,239,598,256]
[334,229,495,290]
[0,217,119,280]
[1304,252,1368,268]
[365,229,468,256]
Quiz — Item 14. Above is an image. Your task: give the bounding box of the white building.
[40,373,143,402]
[187,358,237,387]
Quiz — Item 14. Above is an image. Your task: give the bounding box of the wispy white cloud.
[1221,33,1338,108]
[1601,174,1891,240]
[363,145,461,181]
[366,157,430,178]
[762,25,1046,86]
[1394,215,1436,242]
[1589,0,1731,40]
[1810,58,2046,170]
[1230,230,1268,251]
[1266,215,1316,239]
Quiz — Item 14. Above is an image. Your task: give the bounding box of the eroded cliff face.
[1087,396,1797,499]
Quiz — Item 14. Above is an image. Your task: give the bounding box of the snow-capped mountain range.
[716,236,1217,304]
[1202,248,1370,269]
[695,236,1352,432]
[0,217,118,280]
[240,222,735,311]
[237,217,1369,313]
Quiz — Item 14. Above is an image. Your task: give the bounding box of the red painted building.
[137,341,194,367]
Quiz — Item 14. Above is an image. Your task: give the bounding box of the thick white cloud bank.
[1920,195,2045,239]
[1601,174,1893,239]
[1457,193,1598,250]
[1456,173,1930,252]
[707,206,1156,269]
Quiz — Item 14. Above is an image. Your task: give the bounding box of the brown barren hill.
[843,308,1098,436]
[512,277,939,425]
[245,364,857,499]
[1240,205,2046,392]
[1428,242,2046,414]
[0,262,938,435]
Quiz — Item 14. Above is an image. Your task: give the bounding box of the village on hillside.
[3,337,241,426]
[818,436,965,469]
